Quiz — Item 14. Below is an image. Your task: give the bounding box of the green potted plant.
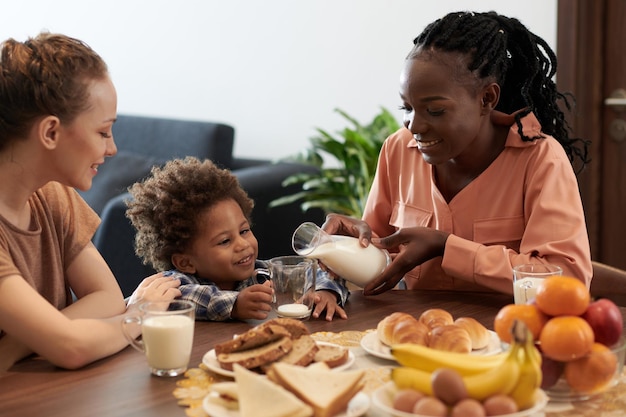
[270,107,401,218]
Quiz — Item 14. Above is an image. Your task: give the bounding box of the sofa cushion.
[78,151,165,215]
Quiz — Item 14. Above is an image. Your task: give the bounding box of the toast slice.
[217,335,292,371]
[205,381,239,410]
[268,362,365,417]
[262,335,319,371]
[313,343,349,368]
[214,324,291,355]
[234,364,313,417]
[261,317,311,338]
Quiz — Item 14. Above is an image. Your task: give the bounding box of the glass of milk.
[122,300,195,376]
[255,255,317,320]
[292,222,391,288]
[513,264,563,304]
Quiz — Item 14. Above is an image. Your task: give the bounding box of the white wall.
[0,0,556,160]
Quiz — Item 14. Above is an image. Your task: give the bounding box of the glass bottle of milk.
[292,222,390,287]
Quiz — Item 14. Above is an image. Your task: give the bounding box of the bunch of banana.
[508,319,543,409]
[391,342,507,376]
[391,320,542,407]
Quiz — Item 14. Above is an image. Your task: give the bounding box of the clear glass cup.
[122,300,195,377]
[513,264,563,304]
[255,255,317,320]
[292,222,390,288]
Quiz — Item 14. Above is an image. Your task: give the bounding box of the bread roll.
[377,312,424,346]
[419,308,454,330]
[391,318,430,346]
[454,317,491,350]
[428,324,472,353]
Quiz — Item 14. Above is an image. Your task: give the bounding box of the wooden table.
[0,290,623,417]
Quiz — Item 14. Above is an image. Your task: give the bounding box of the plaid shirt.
[166,261,349,321]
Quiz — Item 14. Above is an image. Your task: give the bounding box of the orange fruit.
[494,304,548,344]
[539,316,594,361]
[564,342,618,393]
[535,276,590,316]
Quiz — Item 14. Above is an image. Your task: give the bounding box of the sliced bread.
[214,324,291,355]
[262,335,319,371]
[313,343,350,368]
[217,336,293,371]
[234,364,313,417]
[268,362,365,417]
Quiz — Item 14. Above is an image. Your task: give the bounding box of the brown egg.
[431,368,468,405]
[412,397,448,417]
[392,389,425,413]
[451,398,486,417]
[483,394,518,416]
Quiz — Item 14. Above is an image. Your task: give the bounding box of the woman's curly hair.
[126,157,254,271]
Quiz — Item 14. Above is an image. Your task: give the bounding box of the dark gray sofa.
[79,114,324,297]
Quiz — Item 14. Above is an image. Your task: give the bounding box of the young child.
[126,157,349,321]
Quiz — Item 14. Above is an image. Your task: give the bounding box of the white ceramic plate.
[202,341,355,378]
[371,381,548,417]
[360,330,502,361]
[202,391,370,417]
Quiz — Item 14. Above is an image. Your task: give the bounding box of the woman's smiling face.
[399,50,487,166]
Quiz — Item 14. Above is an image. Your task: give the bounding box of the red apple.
[581,298,624,346]
[540,354,564,389]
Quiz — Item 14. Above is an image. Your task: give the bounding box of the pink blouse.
[363,112,592,294]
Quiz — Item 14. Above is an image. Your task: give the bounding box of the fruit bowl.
[541,335,626,401]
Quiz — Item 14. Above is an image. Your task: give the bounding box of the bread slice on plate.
[268,362,365,417]
[214,323,291,355]
[234,364,313,417]
[217,335,292,371]
[313,343,349,368]
[204,381,239,410]
[262,334,319,371]
[261,317,311,338]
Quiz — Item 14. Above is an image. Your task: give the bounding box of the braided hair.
[410,11,589,172]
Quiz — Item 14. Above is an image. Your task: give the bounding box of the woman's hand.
[126,273,182,306]
[231,281,274,320]
[321,214,373,247]
[311,290,348,321]
[364,227,450,295]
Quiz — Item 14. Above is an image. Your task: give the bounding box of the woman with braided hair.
[322,11,592,296]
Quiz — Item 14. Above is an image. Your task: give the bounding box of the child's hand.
[127,273,182,306]
[231,281,274,320]
[311,290,347,321]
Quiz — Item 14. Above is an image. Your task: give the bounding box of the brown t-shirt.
[0,182,100,310]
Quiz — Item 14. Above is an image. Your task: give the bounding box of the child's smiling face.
[172,198,258,289]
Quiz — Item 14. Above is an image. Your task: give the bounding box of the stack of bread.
[376,309,491,353]
[214,317,349,372]
[205,362,365,417]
